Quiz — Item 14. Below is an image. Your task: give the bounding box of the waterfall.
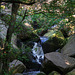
[32,42,44,64]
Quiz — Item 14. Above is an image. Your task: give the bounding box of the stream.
[23,36,48,75]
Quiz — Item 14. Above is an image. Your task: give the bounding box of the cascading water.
[32,42,44,64]
[23,37,49,75]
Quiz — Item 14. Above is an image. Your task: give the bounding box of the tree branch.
[20,9,27,23]
[0,0,36,5]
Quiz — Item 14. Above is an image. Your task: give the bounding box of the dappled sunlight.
[65,60,70,65]
[1,5,5,9]
[72,15,75,18]
[24,23,31,27]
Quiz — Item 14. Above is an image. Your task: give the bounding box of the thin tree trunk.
[2,3,19,74]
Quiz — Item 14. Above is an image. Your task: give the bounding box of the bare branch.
[20,9,27,22]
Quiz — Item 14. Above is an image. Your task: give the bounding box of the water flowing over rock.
[23,71,40,75]
[32,42,44,64]
[61,34,75,57]
[42,52,75,75]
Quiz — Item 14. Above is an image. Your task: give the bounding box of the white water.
[40,36,49,43]
[23,71,40,75]
[32,42,44,64]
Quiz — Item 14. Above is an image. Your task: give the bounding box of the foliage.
[0,0,74,74]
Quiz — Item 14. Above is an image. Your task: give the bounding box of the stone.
[42,52,75,75]
[9,60,26,74]
[42,36,65,53]
[16,22,40,42]
[44,30,64,39]
[61,34,75,57]
[0,24,7,40]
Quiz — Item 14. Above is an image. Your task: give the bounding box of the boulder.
[9,60,26,74]
[42,36,66,53]
[44,30,64,39]
[42,52,75,75]
[61,34,75,57]
[17,22,40,42]
[0,20,7,40]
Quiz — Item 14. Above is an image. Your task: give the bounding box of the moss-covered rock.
[9,60,26,74]
[42,36,66,53]
[44,30,64,39]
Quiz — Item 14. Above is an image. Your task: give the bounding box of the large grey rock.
[0,20,8,48]
[0,24,7,40]
[42,52,75,75]
[9,60,26,74]
[61,34,75,57]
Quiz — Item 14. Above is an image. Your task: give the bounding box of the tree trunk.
[2,3,19,74]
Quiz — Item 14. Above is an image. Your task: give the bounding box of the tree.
[0,0,74,74]
[0,0,40,74]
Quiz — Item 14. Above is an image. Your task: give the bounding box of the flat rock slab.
[61,34,75,57]
[44,52,75,72]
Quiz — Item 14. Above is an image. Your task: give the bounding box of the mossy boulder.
[9,60,26,74]
[17,23,40,42]
[44,30,64,39]
[42,30,66,53]
[42,36,66,53]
